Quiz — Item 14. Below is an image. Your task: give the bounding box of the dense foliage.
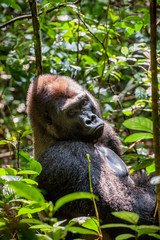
[0,0,160,239]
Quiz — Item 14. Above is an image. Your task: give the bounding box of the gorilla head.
[27,74,117,159]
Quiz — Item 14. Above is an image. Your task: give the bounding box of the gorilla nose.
[84,114,97,125]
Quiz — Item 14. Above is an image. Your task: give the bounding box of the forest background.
[0,0,160,239]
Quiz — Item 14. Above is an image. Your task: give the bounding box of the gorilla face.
[44,92,104,142]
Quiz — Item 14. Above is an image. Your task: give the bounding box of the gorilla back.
[27,74,156,237]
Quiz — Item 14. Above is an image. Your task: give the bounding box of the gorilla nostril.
[91,114,96,121]
[86,119,92,125]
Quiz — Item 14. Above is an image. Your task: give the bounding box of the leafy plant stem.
[16,132,22,169]
[87,154,103,239]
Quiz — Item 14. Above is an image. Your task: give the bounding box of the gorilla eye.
[82,98,87,106]
[68,109,77,117]
[44,111,52,125]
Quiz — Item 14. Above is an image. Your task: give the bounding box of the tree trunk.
[150,0,160,224]
[29,0,42,76]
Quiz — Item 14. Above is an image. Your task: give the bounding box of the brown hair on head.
[35,74,83,98]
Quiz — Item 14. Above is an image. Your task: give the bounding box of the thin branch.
[0,14,32,29]
[76,1,81,81]
[97,1,111,99]
[77,13,104,49]
[0,0,81,29]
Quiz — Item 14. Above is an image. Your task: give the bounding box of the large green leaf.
[138,225,160,237]
[67,226,97,235]
[124,133,153,142]
[53,192,98,213]
[123,117,153,133]
[0,167,17,176]
[149,233,160,239]
[18,151,32,163]
[7,181,45,204]
[101,223,137,231]
[18,203,49,216]
[112,212,139,225]
[116,234,136,240]
[81,218,99,233]
[29,160,42,175]
[123,15,142,21]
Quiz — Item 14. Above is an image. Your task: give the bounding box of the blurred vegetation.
[0,0,160,239]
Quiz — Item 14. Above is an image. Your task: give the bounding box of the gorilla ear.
[44,111,52,125]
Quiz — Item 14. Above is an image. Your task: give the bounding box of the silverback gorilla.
[27,74,156,239]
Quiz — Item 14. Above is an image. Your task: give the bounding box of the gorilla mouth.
[89,123,104,139]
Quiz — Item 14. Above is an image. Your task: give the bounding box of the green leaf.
[130,159,153,173]
[114,22,134,29]
[123,15,142,21]
[5,167,17,176]
[21,179,38,185]
[18,151,32,163]
[146,163,155,174]
[121,46,129,56]
[138,225,160,237]
[20,218,42,224]
[81,218,99,233]
[18,203,49,216]
[0,140,9,145]
[36,235,53,240]
[53,192,98,213]
[1,0,22,11]
[18,170,39,175]
[0,218,8,228]
[0,168,8,175]
[124,133,153,143]
[135,23,143,32]
[149,233,160,239]
[22,130,32,138]
[101,223,138,231]
[125,27,135,37]
[109,10,119,22]
[122,109,132,116]
[123,117,153,133]
[67,226,97,235]
[81,55,96,65]
[29,224,53,230]
[62,30,73,42]
[7,181,45,204]
[116,234,136,240]
[143,13,150,27]
[112,212,139,225]
[29,160,42,175]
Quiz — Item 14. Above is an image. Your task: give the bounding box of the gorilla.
[27,74,156,239]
